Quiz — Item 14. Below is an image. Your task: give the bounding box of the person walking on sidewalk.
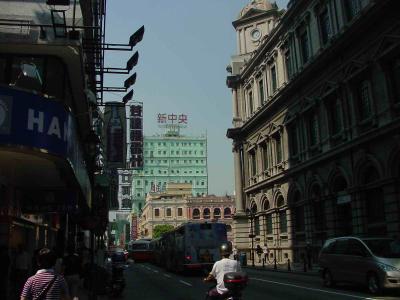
[262,244,269,264]
[63,245,82,300]
[256,245,263,263]
[20,247,70,300]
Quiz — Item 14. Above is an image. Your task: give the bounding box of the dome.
[238,0,275,19]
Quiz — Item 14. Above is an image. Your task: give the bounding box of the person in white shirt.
[203,242,241,299]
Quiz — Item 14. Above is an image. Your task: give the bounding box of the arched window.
[276,196,284,208]
[362,165,385,234]
[193,208,200,219]
[293,191,305,232]
[251,203,258,213]
[311,185,325,231]
[203,208,211,219]
[213,208,221,219]
[276,195,287,233]
[263,199,270,211]
[224,207,232,218]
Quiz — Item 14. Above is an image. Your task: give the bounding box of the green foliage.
[153,224,174,238]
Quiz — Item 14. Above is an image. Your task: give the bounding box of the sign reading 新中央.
[157,113,188,124]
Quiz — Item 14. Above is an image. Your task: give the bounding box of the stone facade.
[227,0,400,264]
[139,183,235,240]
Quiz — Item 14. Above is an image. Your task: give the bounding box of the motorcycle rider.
[203,241,241,299]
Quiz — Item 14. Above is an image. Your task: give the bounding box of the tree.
[153,224,174,238]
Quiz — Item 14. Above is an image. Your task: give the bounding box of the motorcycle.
[205,271,248,300]
[109,263,126,296]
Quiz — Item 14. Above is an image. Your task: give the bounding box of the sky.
[104,0,289,196]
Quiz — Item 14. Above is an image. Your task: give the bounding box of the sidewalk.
[242,259,320,277]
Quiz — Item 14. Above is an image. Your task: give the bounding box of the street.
[115,262,400,300]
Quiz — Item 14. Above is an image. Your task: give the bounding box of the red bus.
[127,239,152,262]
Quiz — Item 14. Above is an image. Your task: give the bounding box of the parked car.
[318,236,400,294]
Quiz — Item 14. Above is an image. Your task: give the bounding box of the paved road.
[117,262,400,300]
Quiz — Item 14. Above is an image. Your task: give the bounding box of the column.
[233,141,244,213]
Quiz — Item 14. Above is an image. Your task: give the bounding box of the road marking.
[153,270,159,273]
[145,267,151,271]
[179,280,192,287]
[251,278,375,300]
[164,274,172,278]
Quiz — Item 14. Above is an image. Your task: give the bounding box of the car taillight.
[185,255,192,261]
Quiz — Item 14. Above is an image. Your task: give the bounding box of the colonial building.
[227,0,400,264]
[139,183,235,240]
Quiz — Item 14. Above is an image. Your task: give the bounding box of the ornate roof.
[238,0,276,19]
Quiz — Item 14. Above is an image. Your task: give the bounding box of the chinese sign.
[157,113,188,124]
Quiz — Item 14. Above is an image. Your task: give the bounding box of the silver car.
[318,236,400,294]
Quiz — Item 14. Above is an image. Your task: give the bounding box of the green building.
[131,130,208,213]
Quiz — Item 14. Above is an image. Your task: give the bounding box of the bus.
[157,222,228,272]
[127,239,153,262]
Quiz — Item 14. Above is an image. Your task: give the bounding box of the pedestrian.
[0,245,10,300]
[20,247,70,300]
[63,245,82,300]
[232,245,238,261]
[256,244,262,263]
[263,244,269,264]
[15,244,31,295]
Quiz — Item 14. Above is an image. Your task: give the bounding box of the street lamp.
[246,208,256,267]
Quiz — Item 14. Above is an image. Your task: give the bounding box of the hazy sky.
[105,0,289,196]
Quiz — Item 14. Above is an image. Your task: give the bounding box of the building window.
[294,205,305,232]
[266,214,273,234]
[258,78,265,104]
[193,208,200,219]
[178,207,183,217]
[203,208,210,219]
[329,97,343,135]
[248,89,254,115]
[121,199,131,209]
[308,112,319,146]
[299,26,310,64]
[271,65,277,93]
[166,208,172,217]
[262,143,269,171]
[284,49,292,80]
[214,208,221,219]
[154,208,160,217]
[318,9,331,46]
[356,80,373,120]
[279,210,287,233]
[224,207,232,218]
[389,58,400,103]
[275,135,282,164]
[122,187,130,195]
[288,125,299,157]
[249,150,257,177]
[254,216,260,236]
[344,0,361,21]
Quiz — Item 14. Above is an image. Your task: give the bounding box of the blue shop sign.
[0,86,91,204]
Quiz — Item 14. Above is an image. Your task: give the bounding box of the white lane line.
[153,270,159,273]
[179,280,192,287]
[164,274,172,278]
[145,267,151,271]
[251,278,375,300]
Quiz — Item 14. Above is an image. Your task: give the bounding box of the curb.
[242,266,320,277]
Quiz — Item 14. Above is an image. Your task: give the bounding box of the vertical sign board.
[131,214,138,240]
[129,104,143,169]
[104,102,126,168]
